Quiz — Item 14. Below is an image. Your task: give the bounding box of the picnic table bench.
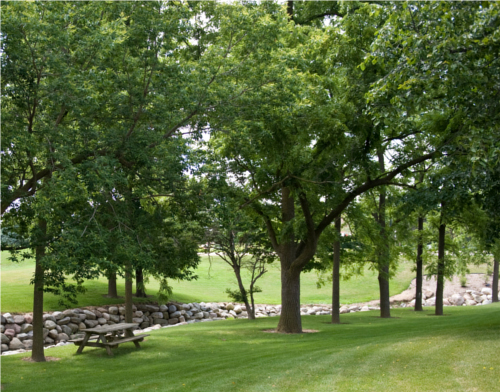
[70,323,150,356]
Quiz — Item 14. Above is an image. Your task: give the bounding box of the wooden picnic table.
[71,323,150,356]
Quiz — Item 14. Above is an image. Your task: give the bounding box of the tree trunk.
[414,216,424,311]
[331,216,341,324]
[125,262,133,323]
[492,258,499,303]
[276,186,303,333]
[31,218,47,362]
[276,267,302,333]
[377,149,391,318]
[107,270,118,298]
[287,1,293,20]
[435,207,446,316]
[234,265,254,320]
[135,267,147,298]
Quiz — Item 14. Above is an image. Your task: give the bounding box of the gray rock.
[185,311,193,318]
[102,313,110,320]
[1,334,10,344]
[482,299,492,305]
[168,318,179,325]
[44,320,57,330]
[78,314,87,321]
[109,314,120,323]
[225,304,234,311]
[145,305,160,312]
[52,311,64,320]
[13,315,26,325]
[43,328,49,339]
[48,329,59,340]
[6,323,21,334]
[234,306,243,314]
[153,318,168,325]
[94,310,102,318]
[9,338,24,350]
[62,309,76,318]
[134,311,144,317]
[170,311,181,319]
[481,287,492,295]
[133,318,144,324]
[83,310,96,320]
[1,315,6,324]
[84,320,99,328]
[61,325,73,336]
[163,312,169,320]
[57,317,71,325]
[16,333,29,341]
[44,337,54,345]
[78,322,86,330]
[108,307,118,315]
[70,333,85,340]
[194,312,204,319]
[0,325,3,333]
[43,314,56,322]
[25,315,33,324]
[466,299,477,306]
[118,307,126,315]
[67,323,79,333]
[151,312,164,319]
[209,312,217,319]
[70,317,81,324]
[140,321,150,329]
[97,318,107,325]
[20,323,33,333]
[58,333,70,342]
[23,340,33,350]
[203,312,210,319]
[55,325,62,333]
[159,305,168,312]
[168,305,177,313]
[179,316,186,323]
[1,344,8,352]
[450,294,464,306]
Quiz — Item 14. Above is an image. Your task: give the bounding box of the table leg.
[125,328,141,348]
[76,332,91,354]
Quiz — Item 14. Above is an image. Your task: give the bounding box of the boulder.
[203,312,210,319]
[57,317,71,325]
[62,309,76,318]
[45,337,54,345]
[84,320,99,328]
[423,290,434,299]
[145,305,160,312]
[67,323,79,333]
[482,299,492,305]
[133,318,144,324]
[360,306,370,312]
[140,321,150,329]
[168,305,177,313]
[1,344,8,352]
[234,306,243,314]
[151,312,164,319]
[1,315,6,324]
[20,323,33,334]
[108,307,119,315]
[97,318,107,325]
[481,287,492,295]
[1,333,10,344]
[83,310,97,320]
[225,304,235,311]
[153,318,168,325]
[134,311,144,317]
[109,314,120,323]
[13,315,26,325]
[443,299,451,306]
[168,318,179,325]
[102,313,110,321]
[43,314,56,322]
[61,325,73,336]
[0,325,3,333]
[48,329,59,340]
[70,317,81,324]
[44,320,57,330]
[426,297,436,306]
[194,312,204,320]
[466,299,477,306]
[52,311,64,320]
[9,338,24,350]
[58,333,70,342]
[179,316,186,323]
[159,305,168,312]
[118,307,126,315]
[78,314,87,321]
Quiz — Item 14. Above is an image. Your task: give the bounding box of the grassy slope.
[2,304,499,392]
[1,251,417,313]
[1,251,488,313]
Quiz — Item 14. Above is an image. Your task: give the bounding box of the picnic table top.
[81,323,139,334]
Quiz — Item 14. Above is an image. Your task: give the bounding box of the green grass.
[1,251,488,313]
[2,304,499,392]
[1,251,418,313]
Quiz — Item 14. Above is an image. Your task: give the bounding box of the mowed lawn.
[1,251,489,313]
[2,305,500,392]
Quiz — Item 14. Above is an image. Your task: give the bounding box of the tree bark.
[331,216,341,324]
[107,270,118,298]
[287,1,294,20]
[31,218,47,362]
[435,205,446,316]
[492,258,499,303]
[414,216,424,311]
[377,149,391,318]
[276,186,303,333]
[135,267,147,298]
[125,262,133,323]
[277,267,302,333]
[234,265,254,320]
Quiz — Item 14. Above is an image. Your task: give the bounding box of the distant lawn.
[1,251,488,313]
[2,304,500,392]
